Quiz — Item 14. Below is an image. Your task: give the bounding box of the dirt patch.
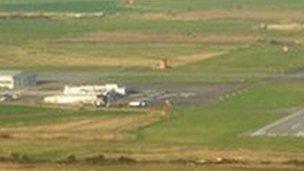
[0,110,167,141]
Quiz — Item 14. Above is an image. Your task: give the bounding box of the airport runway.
[252,108,304,137]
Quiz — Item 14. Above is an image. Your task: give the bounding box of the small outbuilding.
[44,94,103,106]
[153,59,170,70]
[0,70,36,89]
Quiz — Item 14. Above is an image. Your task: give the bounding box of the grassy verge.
[138,81,304,150]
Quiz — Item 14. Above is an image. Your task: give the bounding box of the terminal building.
[0,71,36,89]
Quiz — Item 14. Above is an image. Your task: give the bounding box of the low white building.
[63,84,128,96]
[43,84,128,106]
[0,71,36,89]
[44,94,103,105]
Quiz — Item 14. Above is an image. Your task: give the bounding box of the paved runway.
[252,108,304,137]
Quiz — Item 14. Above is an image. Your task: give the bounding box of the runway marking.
[251,108,304,136]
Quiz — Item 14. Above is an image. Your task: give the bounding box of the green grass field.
[138,81,304,149]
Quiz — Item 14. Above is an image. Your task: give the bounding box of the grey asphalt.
[252,108,304,137]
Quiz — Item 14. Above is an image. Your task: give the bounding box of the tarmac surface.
[133,83,239,106]
[252,108,304,137]
[0,71,242,107]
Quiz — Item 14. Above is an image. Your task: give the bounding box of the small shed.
[153,59,170,70]
[0,70,36,89]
